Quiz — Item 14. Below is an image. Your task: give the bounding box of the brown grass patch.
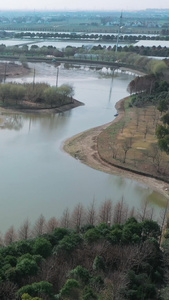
[98,98,169,182]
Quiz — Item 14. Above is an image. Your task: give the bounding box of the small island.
[0,62,83,115]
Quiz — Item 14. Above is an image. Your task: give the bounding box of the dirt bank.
[0,99,84,115]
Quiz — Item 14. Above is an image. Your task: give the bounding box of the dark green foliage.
[43,227,71,248]
[141,220,161,240]
[17,281,54,298]
[16,258,39,276]
[154,80,169,93]
[80,224,95,233]
[156,124,169,139]
[17,253,34,263]
[56,233,82,253]
[82,286,98,300]
[128,77,169,109]
[0,218,166,299]
[83,225,109,244]
[0,244,18,257]
[124,270,157,299]
[84,228,101,244]
[15,240,33,256]
[60,279,80,298]
[89,275,104,291]
[43,228,72,248]
[53,227,70,244]
[121,219,142,244]
[161,113,169,125]
[107,228,123,244]
[158,134,169,154]
[33,238,52,258]
[4,255,17,267]
[32,255,43,265]
[69,266,91,285]
[157,99,169,113]
[93,256,105,271]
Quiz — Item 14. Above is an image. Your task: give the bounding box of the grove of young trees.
[0,82,74,109]
[127,73,169,156]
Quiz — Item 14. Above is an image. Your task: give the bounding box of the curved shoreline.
[0,99,83,115]
[63,97,169,202]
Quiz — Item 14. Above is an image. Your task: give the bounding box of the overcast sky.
[1,0,169,11]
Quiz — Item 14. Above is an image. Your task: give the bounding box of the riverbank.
[0,99,84,116]
[64,97,169,201]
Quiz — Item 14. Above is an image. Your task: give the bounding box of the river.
[0,62,166,233]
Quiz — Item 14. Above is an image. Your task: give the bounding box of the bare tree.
[129,206,135,218]
[32,214,46,237]
[109,143,119,159]
[99,199,113,224]
[18,219,31,240]
[60,208,70,228]
[4,226,17,246]
[122,139,131,163]
[113,198,128,224]
[70,203,86,230]
[147,144,163,173]
[152,106,159,126]
[153,148,163,174]
[143,122,149,141]
[85,199,98,226]
[135,108,140,132]
[46,217,59,233]
[0,231,4,246]
[143,107,147,120]
[159,200,169,244]
[0,281,17,300]
[137,198,150,222]
[121,121,125,134]
[149,207,155,221]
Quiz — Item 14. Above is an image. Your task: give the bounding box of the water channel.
[0,62,166,233]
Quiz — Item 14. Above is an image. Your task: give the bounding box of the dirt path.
[63,98,169,201]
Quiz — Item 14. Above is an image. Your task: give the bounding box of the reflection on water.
[1,114,23,131]
[0,63,166,232]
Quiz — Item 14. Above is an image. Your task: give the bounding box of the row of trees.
[1,42,169,63]
[0,82,74,108]
[13,31,169,41]
[1,196,167,247]
[0,213,167,299]
[82,48,168,73]
[0,44,64,58]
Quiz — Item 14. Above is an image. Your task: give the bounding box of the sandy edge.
[63,97,169,202]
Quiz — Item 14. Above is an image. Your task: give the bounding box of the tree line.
[12,31,169,42]
[0,43,169,64]
[0,196,169,299]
